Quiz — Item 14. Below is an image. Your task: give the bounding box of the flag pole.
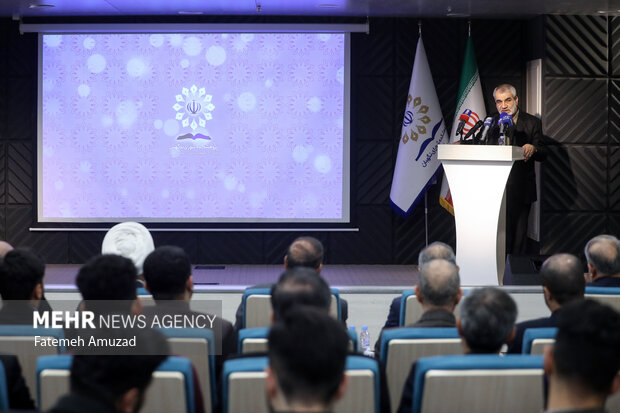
[418,20,429,247]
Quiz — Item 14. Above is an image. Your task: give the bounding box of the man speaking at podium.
[489,84,545,255]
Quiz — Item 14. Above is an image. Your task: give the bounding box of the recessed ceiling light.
[318,4,341,8]
[178,11,204,15]
[28,3,55,8]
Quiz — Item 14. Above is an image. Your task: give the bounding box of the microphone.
[498,112,513,135]
[477,116,494,144]
[462,120,483,141]
[455,109,472,138]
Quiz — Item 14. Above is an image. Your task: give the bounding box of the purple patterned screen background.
[39,33,347,222]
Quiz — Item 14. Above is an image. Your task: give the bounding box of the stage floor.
[45,264,420,292]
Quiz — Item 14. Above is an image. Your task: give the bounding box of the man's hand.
[523,144,535,161]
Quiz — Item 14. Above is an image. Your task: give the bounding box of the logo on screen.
[173,84,215,141]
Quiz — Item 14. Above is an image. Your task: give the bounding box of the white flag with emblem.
[390,37,447,217]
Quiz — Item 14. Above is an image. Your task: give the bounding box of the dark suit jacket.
[374,310,456,361]
[0,354,36,410]
[233,282,349,331]
[489,110,545,205]
[382,296,402,330]
[588,277,620,287]
[47,393,115,413]
[506,309,561,354]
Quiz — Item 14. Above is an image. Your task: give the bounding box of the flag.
[439,36,486,215]
[389,37,448,217]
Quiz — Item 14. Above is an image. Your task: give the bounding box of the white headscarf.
[101,222,154,275]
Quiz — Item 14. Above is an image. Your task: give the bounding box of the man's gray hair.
[493,84,517,99]
[584,234,620,277]
[418,259,460,307]
[418,241,456,266]
[459,287,517,353]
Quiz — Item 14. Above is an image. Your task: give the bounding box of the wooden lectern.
[438,144,524,286]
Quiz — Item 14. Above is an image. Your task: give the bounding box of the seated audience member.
[141,246,236,379]
[48,328,169,413]
[544,299,620,412]
[101,222,155,286]
[266,306,349,413]
[382,242,458,329]
[0,249,47,324]
[585,234,620,287]
[0,354,36,410]
[374,258,461,354]
[507,253,585,353]
[270,266,332,322]
[76,254,142,316]
[397,287,517,413]
[234,236,348,330]
[0,240,14,258]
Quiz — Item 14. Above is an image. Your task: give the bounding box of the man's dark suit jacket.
[489,109,545,205]
[382,296,402,330]
[0,354,36,410]
[233,282,349,331]
[588,277,620,287]
[506,309,561,354]
[48,393,115,413]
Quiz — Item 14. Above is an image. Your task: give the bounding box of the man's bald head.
[540,253,585,305]
[417,259,461,307]
[0,241,14,259]
[285,236,324,270]
[585,235,620,278]
[418,242,456,266]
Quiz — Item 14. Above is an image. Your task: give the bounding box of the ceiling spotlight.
[318,4,341,8]
[178,11,204,15]
[28,3,55,8]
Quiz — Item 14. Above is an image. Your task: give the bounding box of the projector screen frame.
[35,26,356,227]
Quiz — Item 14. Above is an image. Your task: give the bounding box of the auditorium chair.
[584,286,620,312]
[37,355,195,413]
[378,327,462,413]
[521,327,557,355]
[222,355,380,413]
[157,327,216,413]
[411,354,544,413]
[241,287,342,328]
[0,325,65,408]
[238,326,358,354]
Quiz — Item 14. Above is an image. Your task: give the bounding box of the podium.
[438,144,524,286]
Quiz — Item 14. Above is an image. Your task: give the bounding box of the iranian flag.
[439,36,486,215]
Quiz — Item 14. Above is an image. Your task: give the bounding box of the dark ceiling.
[2,0,620,19]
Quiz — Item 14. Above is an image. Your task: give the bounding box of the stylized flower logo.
[173,85,215,131]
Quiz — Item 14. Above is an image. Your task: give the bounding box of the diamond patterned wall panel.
[473,20,523,77]
[394,19,460,78]
[6,78,35,141]
[612,17,620,76]
[541,213,606,255]
[610,213,620,236]
[5,206,68,263]
[0,143,5,205]
[546,15,608,76]
[151,232,200,263]
[68,232,105,264]
[0,208,5,240]
[357,142,392,205]
[542,145,607,212]
[354,77,394,142]
[433,77,459,131]
[611,146,620,211]
[394,206,427,264]
[197,232,263,264]
[7,142,32,205]
[351,20,394,77]
[610,80,620,144]
[330,205,391,264]
[264,232,329,264]
[7,27,36,77]
[544,78,607,144]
